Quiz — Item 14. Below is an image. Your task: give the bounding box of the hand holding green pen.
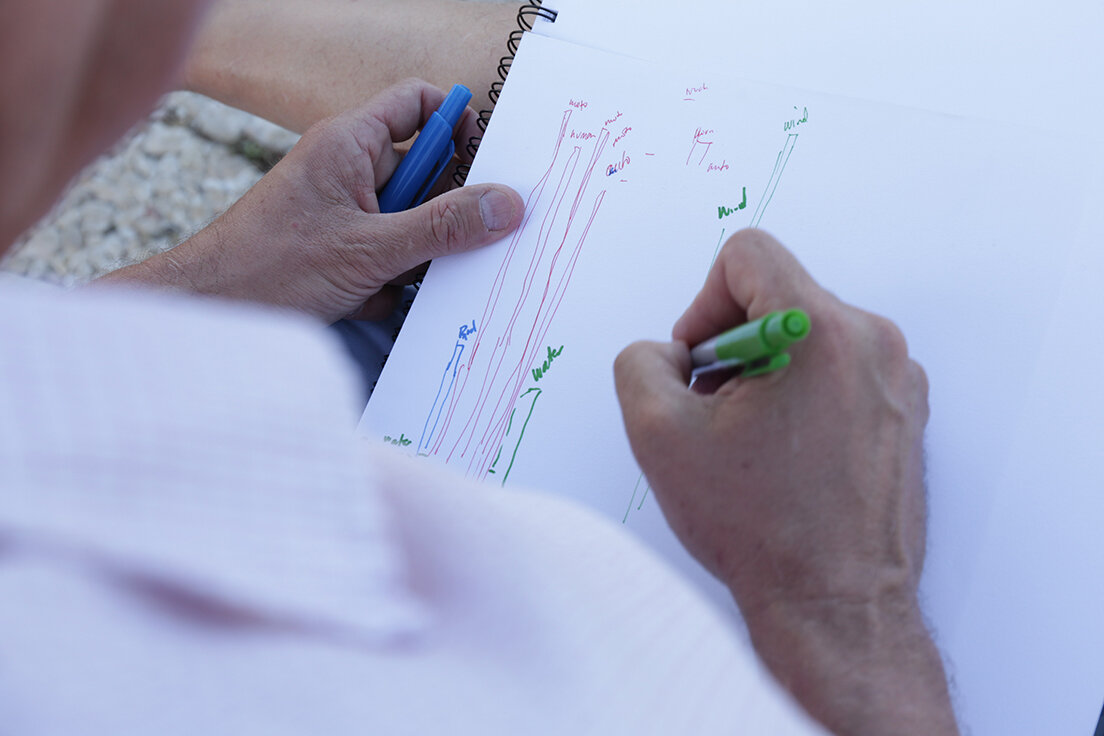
[690,308,811,376]
[614,230,954,736]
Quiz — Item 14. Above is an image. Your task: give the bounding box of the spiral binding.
[453,1,558,186]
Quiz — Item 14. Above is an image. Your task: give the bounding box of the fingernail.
[479,190,514,232]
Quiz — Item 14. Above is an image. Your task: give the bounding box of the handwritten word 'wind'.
[384,433,412,447]
[718,187,748,219]
[784,106,809,132]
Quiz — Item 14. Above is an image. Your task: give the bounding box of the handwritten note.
[360,33,1087,620]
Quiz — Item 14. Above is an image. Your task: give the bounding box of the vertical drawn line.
[750,133,798,227]
[710,227,727,267]
[420,109,612,483]
[624,473,650,523]
[627,131,801,518]
[431,113,573,460]
[497,387,542,485]
[418,341,466,455]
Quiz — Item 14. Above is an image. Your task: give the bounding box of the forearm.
[743,593,959,736]
[183,0,515,133]
[95,221,241,301]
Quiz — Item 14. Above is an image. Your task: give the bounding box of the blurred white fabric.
[0,283,822,735]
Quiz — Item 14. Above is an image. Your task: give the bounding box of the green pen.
[689,308,811,377]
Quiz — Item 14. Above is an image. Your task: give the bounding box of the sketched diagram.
[625,127,802,523]
[417,108,609,481]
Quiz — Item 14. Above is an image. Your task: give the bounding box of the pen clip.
[412,140,455,208]
[691,353,790,379]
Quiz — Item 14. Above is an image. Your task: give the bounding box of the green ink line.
[623,472,651,523]
[710,227,727,267]
[751,133,797,228]
[488,406,517,475]
[494,388,540,485]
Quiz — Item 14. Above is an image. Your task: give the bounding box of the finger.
[367,183,524,277]
[346,286,404,321]
[672,228,821,347]
[337,79,452,193]
[454,105,482,166]
[613,340,703,457]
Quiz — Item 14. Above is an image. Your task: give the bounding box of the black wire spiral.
[453,1,558,186]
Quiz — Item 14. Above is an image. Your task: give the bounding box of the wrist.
[742,591,958,736]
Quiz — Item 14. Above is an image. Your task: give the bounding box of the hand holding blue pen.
[378,84,472,213]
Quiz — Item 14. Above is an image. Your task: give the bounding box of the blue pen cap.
[437,85,472,128]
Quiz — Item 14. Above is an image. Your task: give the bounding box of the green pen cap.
[691,308,811,375]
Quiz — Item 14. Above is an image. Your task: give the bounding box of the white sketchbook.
[361,31,1101,734]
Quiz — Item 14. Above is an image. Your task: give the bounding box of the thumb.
[614,340,702,457]
[379,184,524,274]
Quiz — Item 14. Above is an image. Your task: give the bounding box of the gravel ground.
[0,92,300,286]
[2,0,516,288]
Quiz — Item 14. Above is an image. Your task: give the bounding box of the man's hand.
[99,79,524,322]
[614,230,957,735]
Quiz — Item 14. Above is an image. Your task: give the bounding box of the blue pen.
[377,84,472,213]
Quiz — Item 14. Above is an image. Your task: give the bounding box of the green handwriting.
[718,187,748,219]
[531,345,564,382]
[383,433,412,447]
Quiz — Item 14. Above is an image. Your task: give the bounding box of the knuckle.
[428,198,471,251]
[868,314,910,360]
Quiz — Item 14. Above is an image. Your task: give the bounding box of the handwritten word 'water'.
[531,345,564,382]
[384,433,412,447]
[458,320,477,340]
[606,151,631,176]
[784,106,809,132]
[718,187,748,219]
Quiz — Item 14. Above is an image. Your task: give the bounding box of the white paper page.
[945,162,1104,735]
[361,32,1091,731]
[533,0,1104,137]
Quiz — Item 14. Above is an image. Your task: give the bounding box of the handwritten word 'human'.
[458,320,477,340]
[606,151,631,176]
[718,187,748,219]
[384,433,412,447]
[571,130,597,140]
[569,99,588,109]
[613,126,633,147]
[784,106,809,132]
[707,160,729,173]
[531,345,564,382]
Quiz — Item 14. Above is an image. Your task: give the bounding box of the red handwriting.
[684,83,709,100]
[606,151,631,176]
[687,127,715,166]
[570,130,597,140]
[603,111,623,127]
[613,126,632,147]
[568,99,588,109]
[706,159,729,173]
